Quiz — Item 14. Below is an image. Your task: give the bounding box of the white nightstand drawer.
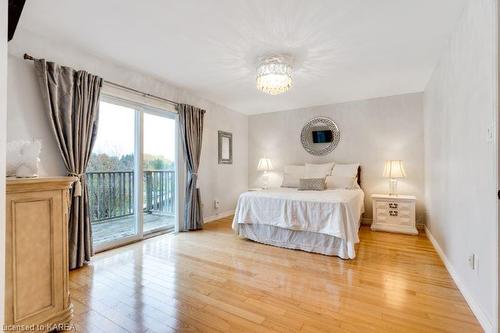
[376,201,412,211]
[376,213,411,226]
[397,210,411,217]
[376,208,410,218]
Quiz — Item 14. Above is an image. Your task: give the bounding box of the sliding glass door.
[87,95,177,251]
[87,101,138,246]
[143,111,177,234]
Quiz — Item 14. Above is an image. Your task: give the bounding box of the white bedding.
[232,188,365,258]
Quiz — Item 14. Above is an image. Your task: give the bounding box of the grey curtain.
[176,104,205,231]
[34,59,102,269]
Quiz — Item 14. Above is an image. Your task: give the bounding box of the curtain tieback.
[68,172,84,197]
[190,172,199,189]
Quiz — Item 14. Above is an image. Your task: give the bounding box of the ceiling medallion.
[256,55,293,95]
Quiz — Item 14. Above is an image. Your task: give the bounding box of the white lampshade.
[257,158,273,171]
[383,160,406,178]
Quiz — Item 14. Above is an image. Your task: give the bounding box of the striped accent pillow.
[298,178,326,191]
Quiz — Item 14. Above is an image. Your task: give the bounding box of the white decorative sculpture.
[6,140,42,178]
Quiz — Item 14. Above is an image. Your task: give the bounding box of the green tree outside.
[87,153,174,172]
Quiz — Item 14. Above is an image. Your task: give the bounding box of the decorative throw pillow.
[298,178,326,191]
[304,162,335,178]
[325,175,356,189]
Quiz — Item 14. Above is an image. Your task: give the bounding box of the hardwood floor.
[68,217,482,333]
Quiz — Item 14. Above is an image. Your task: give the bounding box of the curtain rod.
[23,53,179,107]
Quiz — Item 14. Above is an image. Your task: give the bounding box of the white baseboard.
[203,210,234,224]
[424,226,493,333]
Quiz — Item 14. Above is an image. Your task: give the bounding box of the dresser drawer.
[375,201,412,211]
[377,207,409,215]
[376,210,412,226]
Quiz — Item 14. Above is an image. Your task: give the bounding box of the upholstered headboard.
[357,166,361,187]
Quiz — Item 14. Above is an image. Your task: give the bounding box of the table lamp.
[383,160,406,196]
[257,158,273,189]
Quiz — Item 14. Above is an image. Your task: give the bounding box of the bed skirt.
[236,224,353,259]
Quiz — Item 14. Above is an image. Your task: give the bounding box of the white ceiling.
[17,0,468,115]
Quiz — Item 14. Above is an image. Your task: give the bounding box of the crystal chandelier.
[256,56,292,95]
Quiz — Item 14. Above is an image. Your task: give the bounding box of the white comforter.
[232,188,365,258]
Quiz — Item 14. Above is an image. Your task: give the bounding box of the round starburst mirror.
[300,117,340,156]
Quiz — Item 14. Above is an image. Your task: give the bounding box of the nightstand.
[371,194,417,235]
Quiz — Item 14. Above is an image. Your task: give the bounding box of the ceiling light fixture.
[256,55,292,95]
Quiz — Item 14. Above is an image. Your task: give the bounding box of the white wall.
[7,29,248,221]
[0,0,8,326]
[248,92,425,223]
[423,0,497,331]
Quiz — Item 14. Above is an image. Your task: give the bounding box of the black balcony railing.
[87,170,175,224]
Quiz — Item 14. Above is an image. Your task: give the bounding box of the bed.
[232,169,364,259]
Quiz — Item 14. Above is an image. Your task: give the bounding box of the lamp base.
[388,178,398,196]
[261,171,269,190]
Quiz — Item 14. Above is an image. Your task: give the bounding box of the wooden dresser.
[5,177,75,332]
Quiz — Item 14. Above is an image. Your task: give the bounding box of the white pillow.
[326,175,356,189]
[332,163,359,178]
[304,162,335,178]
[282,173,301,188]
[281,165,305,188]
